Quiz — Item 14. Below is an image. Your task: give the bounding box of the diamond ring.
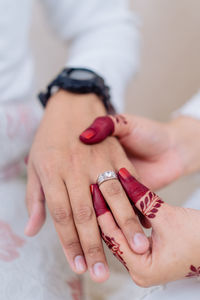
[97,171,118,186]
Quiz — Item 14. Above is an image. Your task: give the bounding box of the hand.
[24,91,149,283]
[91,167,200,286]
[80,114,200,190]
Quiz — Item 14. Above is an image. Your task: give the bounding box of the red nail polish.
[80,128,96,140]
[118,168,131,180]
[91,184,109,217]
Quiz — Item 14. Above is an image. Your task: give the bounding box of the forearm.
[168,116,200,175]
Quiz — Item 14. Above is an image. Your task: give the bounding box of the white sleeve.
[174,91,200,120]
[41,0,140,112]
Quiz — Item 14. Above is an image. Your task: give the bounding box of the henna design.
[115,114,128,125]
[102,232,128,271]
[139,191,164,219]
[118,168,164,219]
[186,265,200,278]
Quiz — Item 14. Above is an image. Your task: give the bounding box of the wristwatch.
[38,68,115,113]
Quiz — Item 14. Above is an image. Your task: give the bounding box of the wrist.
[44,90,107,132]
[167,116,200,175]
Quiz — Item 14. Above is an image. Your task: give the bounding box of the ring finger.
[98,168,149,254]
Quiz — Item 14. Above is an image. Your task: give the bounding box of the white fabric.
[0,0,139,173]
[174,90,200,120]
[0,0,139,110]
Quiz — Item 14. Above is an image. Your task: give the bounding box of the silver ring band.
[97,171,118,186]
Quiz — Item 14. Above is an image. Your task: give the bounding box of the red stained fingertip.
[118,168,132,180]
[118,168,149,204]
[80,116,114,144]
[90,184,109,217]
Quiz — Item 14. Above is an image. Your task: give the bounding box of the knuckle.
[86,245,102,258]
[63,240,80,252]
[122,216,138,228]
[52,207,72,225]
[74,205,94,224]
[39,160,56,181]
[38,154,62,181]
[102,181,123,197]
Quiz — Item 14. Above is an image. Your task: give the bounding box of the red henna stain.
[115,116,120,123]
[79,116,114,144]
[102,232,128,271]
[118,168,149,203]
[118,114,128,124]
[67,277,83,300]
[186,265,200,278]
[139,191,164,219]
[118,168,164,219]
[90,184,109,217]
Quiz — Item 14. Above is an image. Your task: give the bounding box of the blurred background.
[31,0,200,205]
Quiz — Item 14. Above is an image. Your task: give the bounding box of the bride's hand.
[91,167,200,286]
[80,114,200,190]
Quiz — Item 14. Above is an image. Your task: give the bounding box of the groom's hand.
[25,91,149,282]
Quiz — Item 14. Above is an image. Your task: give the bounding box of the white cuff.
[173,91,200,120]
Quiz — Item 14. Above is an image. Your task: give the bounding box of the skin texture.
[80,114,200,190]
[91,170,200,287]
[25,91,150,283]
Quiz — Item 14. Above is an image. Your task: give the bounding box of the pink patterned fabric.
[0,220,25,262]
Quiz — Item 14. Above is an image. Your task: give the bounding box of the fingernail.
[90,184,94,194]
[80,128,96,140]
[118,168,131,180]
[93,262,107,278]
[132,233,149,253]
[74,255,86,273]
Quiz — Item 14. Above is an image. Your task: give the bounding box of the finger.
[118,168,165,224]
[79,116,114,144]
[40,176,87,275]
[98,177,149,254]
[66,175,110,283]
[79,114,133,145]
[25,165,46,236]
[91,184,141,272]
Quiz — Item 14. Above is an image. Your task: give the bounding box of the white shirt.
[0,0,139,111]
[0,0,139,171]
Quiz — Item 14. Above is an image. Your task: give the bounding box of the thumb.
[79,114,132,144]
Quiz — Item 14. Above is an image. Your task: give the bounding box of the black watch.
[38,68,115,113]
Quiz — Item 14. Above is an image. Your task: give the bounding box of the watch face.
[69,69,95,81]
